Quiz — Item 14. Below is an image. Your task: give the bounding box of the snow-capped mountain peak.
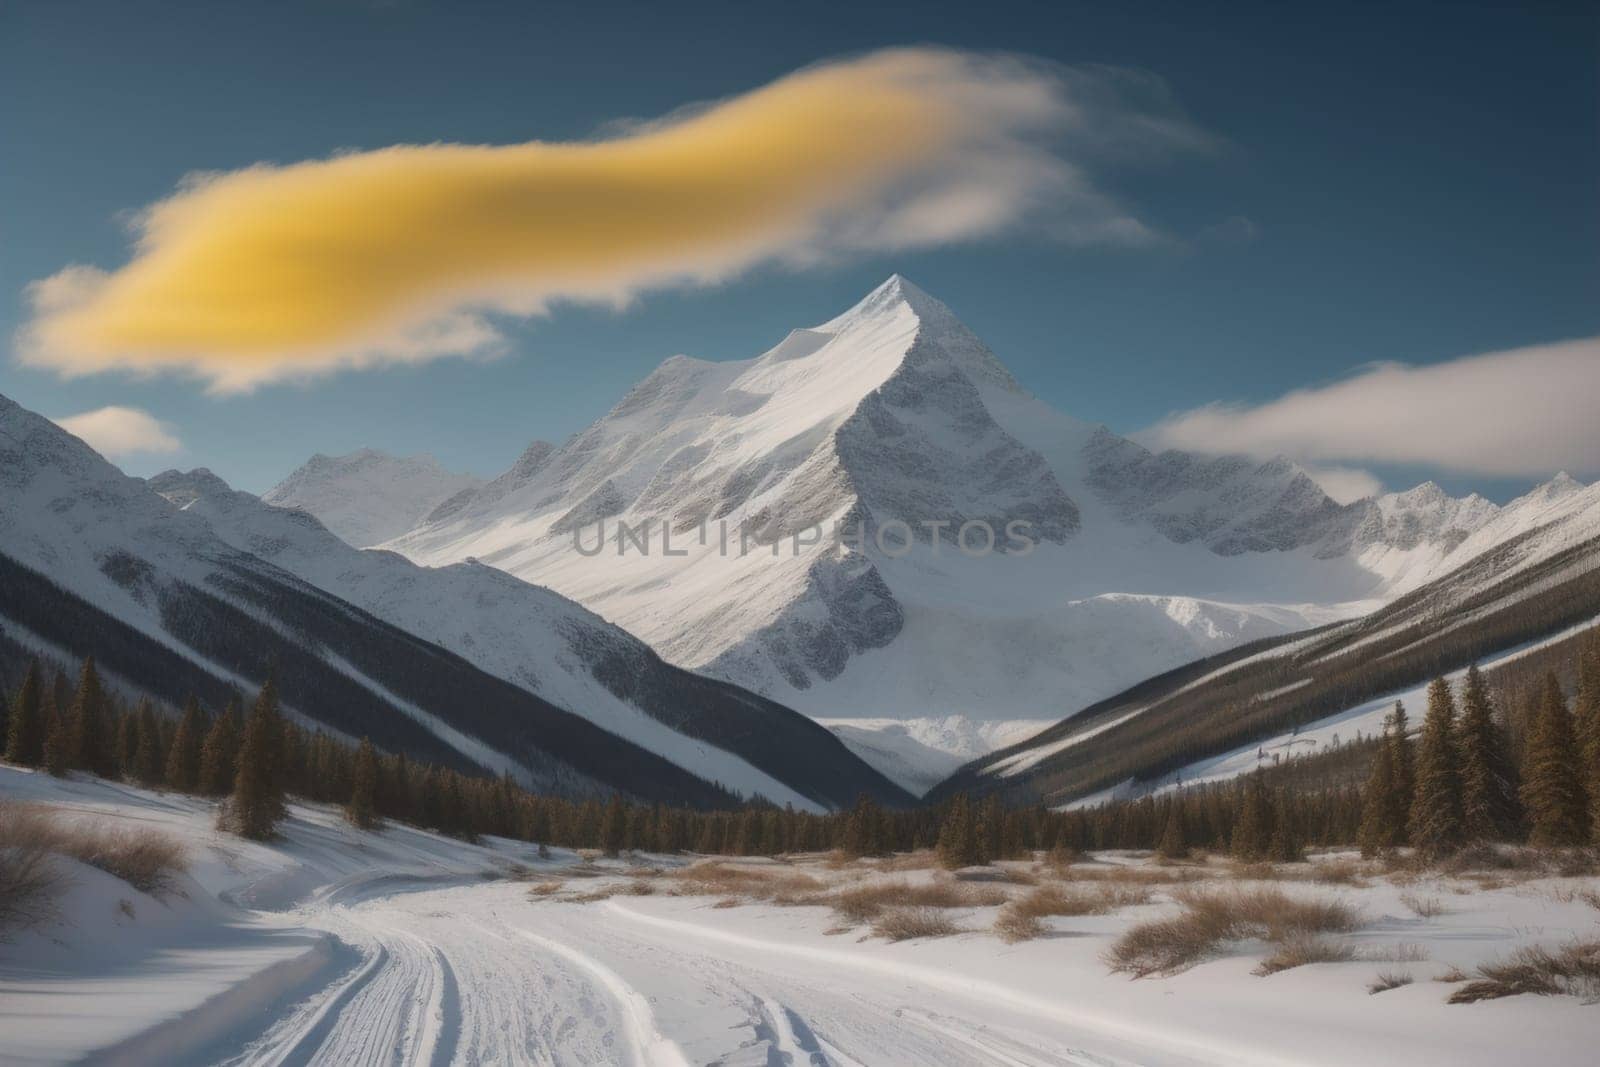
[263,448,482,548]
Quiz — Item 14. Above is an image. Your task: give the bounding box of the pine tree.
[1267,788,1302,862]
[165,698,206,792]
[1357,720,1400,856]
[600,794,627,857]
[224,682,286,840]
[345,737,380,830]
[936,793,984,869]
[1157,800,1189,860]
[1457,665,1521,842]
[841,794,883,858]
[67,657,114,777]
[42,703,70,777]
[1408,677,1464,858]
[1231,770,1272,860]
[1574,638,1600,841]
[4,660,45,766]
[116,711,139,778]
[1520,674,1591,846]
[132,700,163,787]
[1389,700,1415,806]
[198,701,242,796]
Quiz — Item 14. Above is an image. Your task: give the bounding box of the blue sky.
[2,0,1595,499]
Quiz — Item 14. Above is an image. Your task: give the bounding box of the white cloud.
[1148,337,1600,479]
[1304,465,1384,504]
[53,406,182,458]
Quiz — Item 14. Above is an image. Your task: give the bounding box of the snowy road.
[221,876,1190,1067]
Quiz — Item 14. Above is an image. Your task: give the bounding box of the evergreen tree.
[198,701,242,795]
[67,657,114,777]
[600,794,627,857]
[936,794,983,869]
[1267,788,1302,862]
[840,794,883,858]
[1408,677,1464,858]
[1457,665,1521,842]
[224,682,286,840]
[1574,638,1600,841]
[4,660,45,766]
[165,698,206,792]
[1357,719,1401,856]
[116,711,139,778]
[346,737,380,830]
[1520,674,1590,846]
[1230,770,1272,860]
[1156,800,1189,859]
[1389,700,1415,806]
[132,699,163,787]
[42,703,70,777]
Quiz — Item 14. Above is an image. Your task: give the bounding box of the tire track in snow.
[513,928,692,1067]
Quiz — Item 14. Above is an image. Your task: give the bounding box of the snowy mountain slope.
[0,391,906,809]
[933,488,1600,807]
[147,467,910,810]
[263,449,482,547]
[361,277,1547,783]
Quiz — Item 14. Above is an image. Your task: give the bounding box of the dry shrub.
[1106,887,1361,978]
[1043,844,1083,871]
[1012,883,1151,920]
[877,850,941,872]
[1399,892,1446,918]
[1308,858,1367,886]
[1369,970,1413,994]
[0,804,66,934]
[1548,886,1600,911]
[871,906,962,942]
[1448,940,1600,1004]
[670,862,825,903]
[1435,964,1472,983]
[1254,935,1357,976]
[993,907,1047,943]
[1058,865,1203,887]
[0,803,187,897]
[829,879,1007,924]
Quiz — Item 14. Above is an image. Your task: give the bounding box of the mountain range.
[259,276,1572,791]
[7,276,1594,803]
[0,392,909,809]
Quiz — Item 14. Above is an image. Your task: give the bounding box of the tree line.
[3,627,1598,863]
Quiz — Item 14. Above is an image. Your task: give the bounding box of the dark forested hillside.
[934,527,1600,808]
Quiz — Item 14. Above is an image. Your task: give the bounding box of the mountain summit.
[279,277,1554,790]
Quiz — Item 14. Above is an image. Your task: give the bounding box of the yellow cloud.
[19,48,1183,391]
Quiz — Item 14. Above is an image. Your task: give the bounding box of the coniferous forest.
[4,625,1598,864]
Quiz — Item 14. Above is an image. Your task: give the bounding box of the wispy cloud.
[18,48,1205,393]
[1148,337,1600,479]
[53,405,182,458]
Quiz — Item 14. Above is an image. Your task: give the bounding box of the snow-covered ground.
[4,766,1597,1066]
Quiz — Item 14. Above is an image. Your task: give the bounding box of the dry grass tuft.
[1369,970,1413,994]
[525,881,563,898]
[828,879,1007,924]
[1254,935,1357,976]
[1012,883,1151,920]
[993,908,1047,943]
[669,862,825,903]
[1448,940,1600,1004]
[871,906,963,942]
[0,803,187,897]
[1106,886,1362,978]
[1399,892,1446,918]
